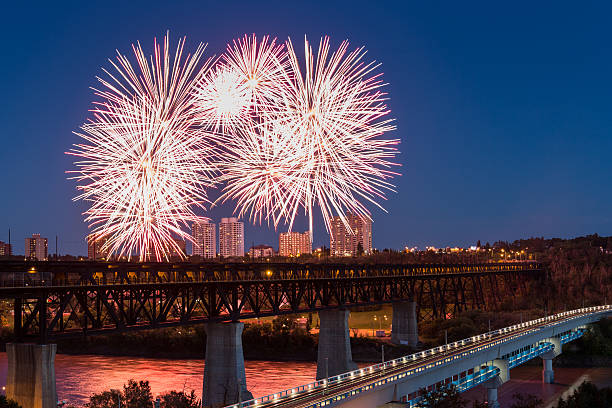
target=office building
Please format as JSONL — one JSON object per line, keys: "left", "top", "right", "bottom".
{"left": 219, "top": 217, "right": 244, "bottom": 257}
{"left": 279, "top": 231, "right": 312, "bottom": 257}
{"left": 248, "top": 244, "right": 275, "bottom": 258}
{"left": 87, "top": 234, "right": 109, "bottom": 260}
{"left": 25, "top": 234, "right": 48, "bottom": 260}
{"left": 330, "top": 214, "right": 373, "bottom": 257}
{"left": 192, "top": 220, "right": 216, "bottom": 258}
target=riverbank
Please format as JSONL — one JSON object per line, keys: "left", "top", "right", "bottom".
{"left": 48, "top": 329, "right": 413, "bottom": 363}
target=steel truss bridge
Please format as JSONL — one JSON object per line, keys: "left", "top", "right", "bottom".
{"left": 0, "top": 261, "right": 543, "bottom": 343}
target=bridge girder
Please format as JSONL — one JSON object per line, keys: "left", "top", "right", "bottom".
{"left": 0, "top": 264, "right": 542, "bottom": 342}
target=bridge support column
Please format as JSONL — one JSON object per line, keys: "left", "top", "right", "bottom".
{"left": 391, "top": 301, "right": 419, "bottom": 347}
{"left": 203, "top": 322, "right": 253, "bottom": 408}
{"left": 542, "top": 358, "right": 554, "bottom": 383}
{"left": 486, "top": 387, "right": 500, "bottom": 408}
{"left": 484, "top": 359, "right": 509, "bottom": 408}
{"left": 540, "top": 337, "right": 561, "bottom": 384}
{"left": 6, "top": 343, "right": 57, "bottom": 408}
{"left": 316, "top": 309, "right": 357, "bottom": 380}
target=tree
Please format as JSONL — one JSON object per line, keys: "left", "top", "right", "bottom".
{"left": 85, "top": 389, "right": 123, "bottom": 408}
{"left": 419, "top": 385, "right": 467, "bottom": 408}
{"left": 0, "top": 396, "right": 21, "bottom": 408}
{"left": 159, "top": 391, "right": 200, "bottom": 408}
{"left": 357, "top": 242, "right": 364, "bottom": 256}
{"left": 510, "top": 393, "right": 542, "bottom": 408}
{"left": 123, "top": 380, "right": 153, "bottom": 408}
{"left": 272, "top": 316, "right": 296, "bottom": 334}
{"left": 557, "top": 381, "right": 612, "bottom": 408}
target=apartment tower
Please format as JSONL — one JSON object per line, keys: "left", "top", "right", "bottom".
{"left": 330, "top": 214, "right": 372, "bottom": 257}
{"left": 25, "top": 234, "right": 48, "bottom": 260}
{"left": 219, "top": 217, "right": 244, "bottom": 257}
{"left": 192, "top": 220, "right": 216, "bottom": 258}
{"left": 279, "top": 231, "right": 312, "bottom": 257}
{"left": 87, "top": 234, "right": 109, "bottom": 260}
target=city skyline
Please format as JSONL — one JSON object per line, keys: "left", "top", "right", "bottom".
{"left": 3, "top": 2, "right": 612, "bottom": 256}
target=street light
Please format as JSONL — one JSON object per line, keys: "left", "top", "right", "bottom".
{"left": 323, "top": 357, "right": 329, "bottom": 396}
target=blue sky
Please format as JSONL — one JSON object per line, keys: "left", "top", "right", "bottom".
{"left": 1, "top": 1, "right": 611, "bottom": 255}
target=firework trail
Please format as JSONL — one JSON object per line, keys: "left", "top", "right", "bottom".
{"left": 221, "top": 36, "right": 399, "bottom": 237}
{"left": 67, "top": 35, "right": 217, "bottom": 261}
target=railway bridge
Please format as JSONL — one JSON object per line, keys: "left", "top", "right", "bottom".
{"left": 0, "top": 261, "right": 543, "bottom": 408}
{"left": 225, "top": 306, "right": 612, "bottom": 408}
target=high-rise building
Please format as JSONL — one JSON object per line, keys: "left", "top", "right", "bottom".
{"left": 25, "top": 234, "right": 48, "bottom": 260}
{"left": 219, "top": 217, "right": 244, "bottom": 257}
{"left": 248, "top": 244, "right": 275, "bottom": 258}
{"left": 170, "top": 238, "right": 187, "bottom": 258}
{"left": 192, "top": 220, "right": 216, "bottom": 258}
{"left": 330, "top": 214, "right": 373, "bottom": 257}
{"left": 87, "top": 234, "right": 109, "bottom": 260}
{"left": 279, "top": 231, "right": 312, "bottom": 257}
{"left": 0, "top": 241, "right": 11, "bottom": 256}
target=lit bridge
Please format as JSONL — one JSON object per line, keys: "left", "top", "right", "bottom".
{"left": 0, "top": 261, "right": 544, "bottom": 408}
{"left": 224, "top": 306, "right": 612, "bottom": 408}
{"left": 0, "top": 261, "right": 542, "bottom": 341}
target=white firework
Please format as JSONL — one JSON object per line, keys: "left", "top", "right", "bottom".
{"left": 193, "top": 34, "right": 288, "bottom": 132}
{"left": 221, "top": 36, "right": 400, "bottom": 238}
{"left": 67, "top": 35, "right": 218, "bottom": 261}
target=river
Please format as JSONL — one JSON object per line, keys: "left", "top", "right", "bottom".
{"left": 0, "top": 353, "right": 316, "bottom": 406}
{"left": 0, "top": 354, "right": 610, "bottom": 407}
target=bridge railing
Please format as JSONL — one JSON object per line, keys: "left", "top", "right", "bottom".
{"left": 227, "top": 305, "right": 611, "bottom": 408}
{"left": 0, "top": 261, "right": 542, "bottom": 287}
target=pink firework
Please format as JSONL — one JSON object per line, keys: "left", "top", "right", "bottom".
{"left": 221, "top": 36, "right": 400, "bottom": 237}
{"left": 67, "top": 35, "right": 218, "bottom": 261}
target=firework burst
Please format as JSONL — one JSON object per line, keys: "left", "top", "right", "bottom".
{"left": 193, "top": 34, "right": 287, "bottom": 132}
{"left": 219, "top": 121, "right": 305, "bottom": 228}
{"left": 221, "top": 36, "right": 400, "bottom": 236}
{"left": 67, "top": 35, "right": 217, "bottom": 261}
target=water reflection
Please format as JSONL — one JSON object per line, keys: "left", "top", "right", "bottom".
{"left": 0, "top": 353, "right": 316, "bottom": 406}
{"left": 1, "top": 353, "right": 610, "bottom": 407}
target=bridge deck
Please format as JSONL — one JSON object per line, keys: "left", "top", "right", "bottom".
{"left": 0, "top": 261, "right": 542, "bottom": 286}
{"left": 230, "top": 306, "right": 611, "bottom": 408}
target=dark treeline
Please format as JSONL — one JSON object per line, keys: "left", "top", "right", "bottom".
{"left": 556, "top": 381, "right": 612, "bottom": 408}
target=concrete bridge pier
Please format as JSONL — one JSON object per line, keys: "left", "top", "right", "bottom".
{"left": 542, "top": 358, "right": 554, "bottom": 383}
{"left": 203, "top": 322, "right": 253, "bottom": 408}
{"left": 540, "top": 337, "right": 561, "bottom": 384}
{"left": 487, "top": 387, "right": 500, "bottom": 408}
{"left": 316, "top": 309, "right": 358, "bottom": 380}
{"left": 6, "top": 343, "right": 57, "bottom": 408}
{"left": 390, "top": 301, "right": 419, "bottom": 347}
{"left": 485, "top": 359, "right": 509, "bottom": 408}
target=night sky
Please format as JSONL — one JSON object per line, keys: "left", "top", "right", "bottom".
{"left": 1, "top": 1, "right": 611, "bottom": 256}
